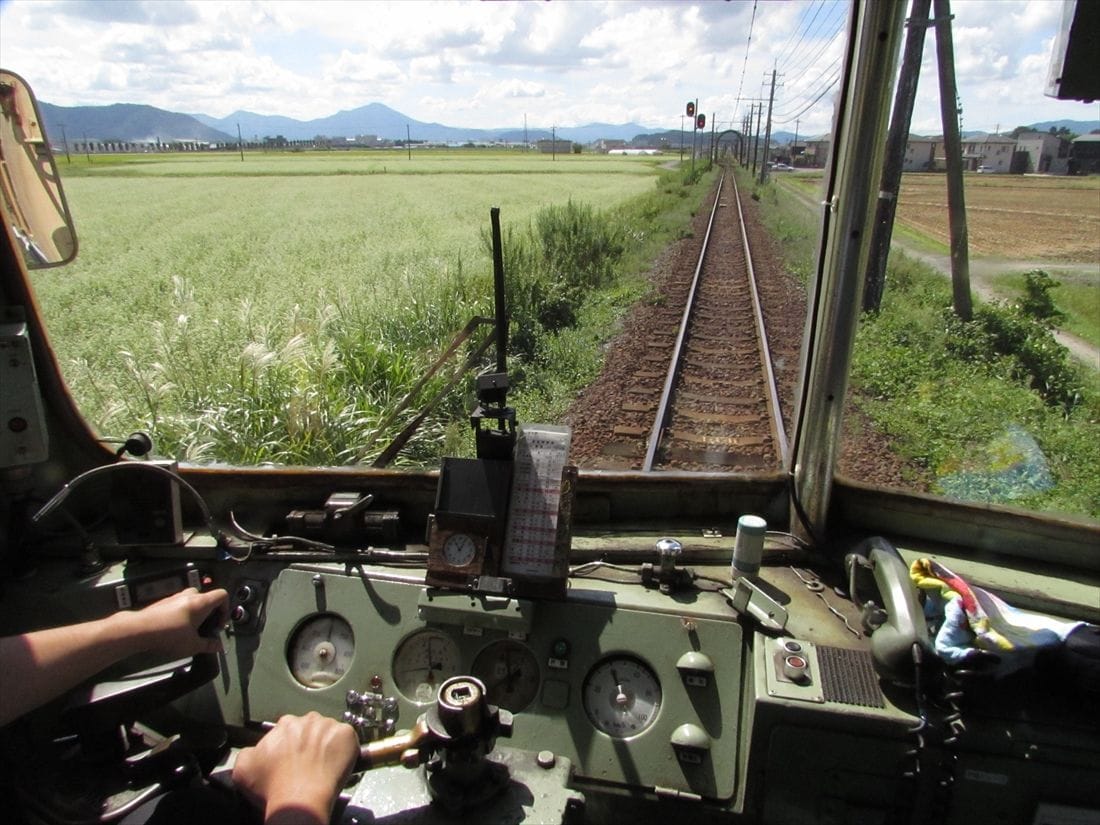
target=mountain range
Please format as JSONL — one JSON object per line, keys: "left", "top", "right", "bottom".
{"left": 35, "top": 99, "right": 1099, "bottom": 148}
{"left": 40, "top": 100, "right": 657, "bottom": 146}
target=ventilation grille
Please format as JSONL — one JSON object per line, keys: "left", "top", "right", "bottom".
{"left": 818, "top": 646, "right": 885, "bottom": 708}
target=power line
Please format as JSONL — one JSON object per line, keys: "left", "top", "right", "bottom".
{"left": 775, "top": 0, "right": 829, "bottom": 72}
{"left": 781, "top": 4, "right": 848, "bottom": 80}
{"left": 732, "top": 0, "right": 759, "bottom": 123}
{"left": 772, "top": 66, "right": 842, "bottom": 125}
{"left": 772, "top": 54, "right": 844, "bottom": 118}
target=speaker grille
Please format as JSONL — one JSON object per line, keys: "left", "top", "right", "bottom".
{"left": 818, "top": 646, "right": 885, "bottom": 708}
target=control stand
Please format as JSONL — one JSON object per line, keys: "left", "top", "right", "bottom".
{"left": 341, "top": 675, "right": 583, "bottom": 823}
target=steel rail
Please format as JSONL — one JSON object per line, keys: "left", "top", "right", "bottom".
{"left": 732, "top": 173, "right": 790, "bottom": 468}
{"left": 643, "top": 168, "right": 787, "bottom": 472}
{"left": 642, "top": 173, "right": 725, "bottom": 471}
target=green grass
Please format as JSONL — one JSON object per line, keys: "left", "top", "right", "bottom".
{"left": 56, "top": 148, "right": 668, "bottom": 178}
{"left": 747, "top": 167, "right": 1099, "bottom": 522}
{"left": 34, "top": 150, "right": 708, "bottom": 466}
{"left": 987, "top": 269, "right": 1100, "bottom": 349}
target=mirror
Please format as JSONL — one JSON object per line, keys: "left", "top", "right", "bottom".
{"left": 0, "top": 69, "right": 77, "bottom": 268}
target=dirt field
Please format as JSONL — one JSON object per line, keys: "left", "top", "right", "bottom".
{"left": 895, "top": 173, "right": 1099, "bottom": 263}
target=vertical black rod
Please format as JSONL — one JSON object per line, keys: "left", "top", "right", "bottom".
{"left": 490, "top": 207, "right": 507, "bottom": 374}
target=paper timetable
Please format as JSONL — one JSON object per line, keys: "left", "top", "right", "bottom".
{"left": 502, "top": 424, "right": 572, "bottom": 579}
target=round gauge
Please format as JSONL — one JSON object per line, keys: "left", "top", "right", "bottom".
{"left": 286, "top": 614, "right": 355, "bottom": 689}
{"left": 442, "top": 532, "right": 477, "bottom": 567}
{"left": 583, "top": 655, "right": 662, "bottom": 738}
{"left": 392, "top": 629, "right": 462, "bottom": 704}
{"left": 471, "top": 639, "right": 541, "bottom": 712}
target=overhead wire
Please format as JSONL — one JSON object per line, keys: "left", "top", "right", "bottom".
{"left": 771, "top": 55, "right": 844, "bottom": 119}
{"left": 732, "top": 0, "right": 759, "bottom": 124}
{"left": 772, "top": 65, "right": 843, "bottom": 125}
{"left": 774, "top": 0, "right": 829, "bottom": 73}
{"left": 781, "top": 5, "right": 848, "bottom": 80}
{"left": 738, "top": 0, "right": 849, "bottom": 137}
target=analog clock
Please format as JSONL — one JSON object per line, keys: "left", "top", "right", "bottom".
{"left": 442, "top": 532, "right": 477, "bottom": 567}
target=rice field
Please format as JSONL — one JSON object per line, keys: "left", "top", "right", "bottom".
{"left": 30, "top": 150, "right": 675, "bottom": 464}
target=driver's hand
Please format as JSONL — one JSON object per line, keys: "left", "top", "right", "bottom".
{"left": 233, "top": 712, "right": 359, "bottom": 825}
{"left": 137, "top": 587, "right": 228, "bottom": 658}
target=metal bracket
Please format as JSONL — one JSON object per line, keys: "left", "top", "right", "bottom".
{"left": 722, "top": 578, "right": 789, "bottom": 632}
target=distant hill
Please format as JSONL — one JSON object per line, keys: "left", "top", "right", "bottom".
{"left": 39, "top": 101, "right": 233, "bottom": 144}
{"left": 1026, "top": 119, "right": 1100, "bottom": 135}
{"left": 36, "top": 97, "right": 824, "bottom": 147}
{"left": 194, "top": 103, "right": 651, "bottom": 144}
{"left": 33, "top": 97, "right": 1100, "bottom": 150}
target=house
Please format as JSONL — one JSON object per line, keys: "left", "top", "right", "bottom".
{"left": 1069, "top": 133, "right": 1100, "bottom": 175}
{"left": 536, "top": 139, "right": 572, "bottom": 154}
{"left": 801, "top": 136, "right": 831, "bottom": 168}
{"left": 1013, "top": 132, "right": 1071, "bottom": 175}
{"left": 594, "top": 139, "right": 627, "bottom": 153}
{"left": 902, "top": 136, "right": 939, "bottom": 171}
{"left": 960, "top": 134, "right": 1017, "bottom": 173}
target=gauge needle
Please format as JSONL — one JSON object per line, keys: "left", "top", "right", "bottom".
{"left": 611, "top": 669, "right": 629, "bottom": 710}
{"left": 491, "top": 668, "right": 519, "bottom": 692}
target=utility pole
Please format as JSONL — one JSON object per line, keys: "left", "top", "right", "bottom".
{"left": 793, "top": 118, "right": 799, "bottom": 167}
{"left": 742, "top": 112, "right": 751, "bottom": 166}
{"left": 758, "top": 65, "right": 779, "bottom": 185}
{"left": 864, "top": 0, "right": 931, "bottom": 312}
{"left": 406, "top": 124, "right": 412, "bottom": 160}
{"left": 933, "top": 0, "right": 972, "bottom": 320}
{"left": 748, "top": 106, "right": 756, "bottom": 171}
{"left": 237, "top": 123, "right": 244, "bottom": 162}
{"left": 752, "top": 102, "right": 764, "bottom": 175}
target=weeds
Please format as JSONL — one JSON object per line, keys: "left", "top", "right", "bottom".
{"left": 44, "top": 153, "right": 714, "bottom": 467}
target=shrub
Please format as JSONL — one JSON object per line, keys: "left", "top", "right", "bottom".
{"left": 489, "top": 200, "right": 626, "bottom": 362}
{"left": 1019, "top": 269, "right": 1065, "bottom": 324}
{"left": 944, "top": 302, "right": 1083, "bottom": 412}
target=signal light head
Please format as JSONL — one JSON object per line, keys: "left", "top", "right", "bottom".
{"left": 686, "top": 101, "right": 695, "bottom": 117}
{"left": 696, "top": 114, "right": 706, "bottom": 129}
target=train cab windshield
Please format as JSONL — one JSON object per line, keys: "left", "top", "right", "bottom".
{"left": 0, "top": 2, "right": 1097, "bottom": 824}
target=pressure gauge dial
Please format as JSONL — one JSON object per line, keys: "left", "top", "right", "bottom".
{"left": 287, "top": 614, "right": 355, "bottom": 689}
{"left": 471, "top": 639, "right": 541, "bottom": 712}
{"left": 442, "top": 532, "right": 478, "bottom": 567}
{"left": 583, "top": 655, "right": 662, "bottom": 738}
{"left": 392, "top": 629, "right": 462, "bottom": 704}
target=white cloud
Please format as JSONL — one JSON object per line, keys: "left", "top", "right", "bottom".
{"left": 1, "top": 0, "right": 1094, "bottom": 133}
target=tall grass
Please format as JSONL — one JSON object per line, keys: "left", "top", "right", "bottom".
{"left": 37, "top": 153, "right": 712, "bottom": 466}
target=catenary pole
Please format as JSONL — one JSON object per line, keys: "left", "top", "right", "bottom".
{"left": 933, "top": 0, "right": 972, "bottom": 320}
{"left": 864, "top": 0, "right": 931, "bottom": 312}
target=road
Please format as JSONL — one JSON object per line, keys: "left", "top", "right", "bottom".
{"left": 776, "top": 176, "right": 1099, "bottom": 370}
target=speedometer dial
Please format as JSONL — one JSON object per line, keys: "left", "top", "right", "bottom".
{"left": 392, "top": 629, "right": 461, "bottom": 704}
{"left": 286, "top": 614, "right": 355, "bottom": 689}
{"left": 471, "top": 639, "right": 541, "bottom": 712}
{"left": 583, "top": 655, "right": 661, "bottom": 738}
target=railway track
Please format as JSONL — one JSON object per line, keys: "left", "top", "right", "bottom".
{"left": 593, "top": 169, "right": 789, "bottom": 473}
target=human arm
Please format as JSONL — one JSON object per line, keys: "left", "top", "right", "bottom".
{"left": 0, "top": 586, "right": 228, "bottom": 726}
{"left": 232, "top": 712, "right": 359, "bottom": 825}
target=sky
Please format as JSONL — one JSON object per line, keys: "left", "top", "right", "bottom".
{"left": 0, "top": 0, "right": 1096, "bottom": 138}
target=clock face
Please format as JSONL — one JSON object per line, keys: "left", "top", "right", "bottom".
{"left": 442, "top": 532, "right": 477, "bottom": 567}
